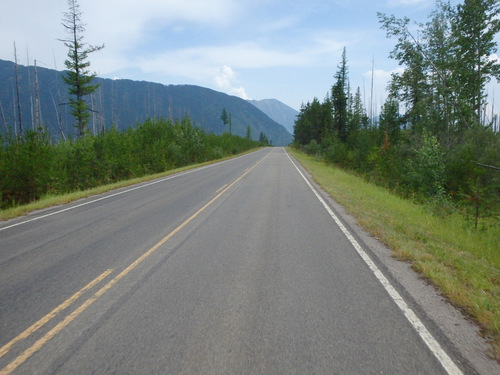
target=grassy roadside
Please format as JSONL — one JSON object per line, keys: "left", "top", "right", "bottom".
{"left": 0, "top": 149, "right": 261, "bottom": 221}
{"left": 289, "top": 148, "right": 500, "bottom": 359}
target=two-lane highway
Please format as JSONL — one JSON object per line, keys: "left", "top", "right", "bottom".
{"left": 1, "top": 148, "right": 466, "bottom": 374}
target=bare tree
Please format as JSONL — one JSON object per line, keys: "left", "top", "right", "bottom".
{"left": 13, "top": 42, "right": 23, "bottom": 136}
{"left": 34, "top": 60, "right": 42, "bottom": 130}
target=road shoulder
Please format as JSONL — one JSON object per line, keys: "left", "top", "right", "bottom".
{"left": 290, "top": 153, "right": 500, "bottom": 375}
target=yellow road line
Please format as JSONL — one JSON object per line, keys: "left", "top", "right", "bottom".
{"left": 0, "top": 269, "right": 113, "bottom": 360}
{"left": 216, "top": 184, "right": 228, "bottom": 193}
{"left": 0, "top": 151, "right": 271, "bottom": 375}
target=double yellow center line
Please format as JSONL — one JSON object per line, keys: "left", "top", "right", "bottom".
{"left": 0, "top": 151, "right": 271, "bottom": 374}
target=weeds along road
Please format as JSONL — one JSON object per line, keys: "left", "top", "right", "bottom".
{"left": 0, "top": 147, "right": 470, "bottom": 374}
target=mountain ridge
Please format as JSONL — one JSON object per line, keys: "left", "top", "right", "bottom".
{"left": 248, "top": 99, "right": 298, "bottom": 134}
{"left": 0, "top": 59, "right": 292, "bottom": 146}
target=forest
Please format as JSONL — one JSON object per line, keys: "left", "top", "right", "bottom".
{"left": 293, "top": 0, "right": 500, "bottom": 229}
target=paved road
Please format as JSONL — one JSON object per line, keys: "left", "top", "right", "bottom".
{"left": 0, "top": 148, "right": 466, "bottom": 374}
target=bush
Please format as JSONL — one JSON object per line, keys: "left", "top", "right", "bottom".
{"left": 323, "top": 137, "right": 349, "bottom": 167}
{"left": 304, "top": 139, "right": 320, "bottom": 156}
{"left": 403, "top": 131, "right": 446, "bottom": 197}
{"left": 0, "top": 130, "right": 55, "bottom": 207}
{"left": 0, "top": 117, "right": 260, "bottom": 209}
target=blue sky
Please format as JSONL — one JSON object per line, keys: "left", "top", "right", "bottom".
{"left": 2, "top": 0, "right": 499, "bottom": 117}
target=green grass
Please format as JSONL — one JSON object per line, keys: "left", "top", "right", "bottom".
{"left": 289, "top": 148, "right": 500, "bottom": 359}
{"left": 0, "top": 149, "right": 260, "bottom": 221}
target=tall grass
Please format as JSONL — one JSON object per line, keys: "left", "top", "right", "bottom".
{"left": 290, "top": 148, "right": 500, "bottom": 358}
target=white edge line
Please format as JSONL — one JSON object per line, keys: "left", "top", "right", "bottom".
{"left": 285, "top": 150, "right": 463, "bottom": 375}
{"left": 0, "top": 151, "right": 257, "bottom": 232}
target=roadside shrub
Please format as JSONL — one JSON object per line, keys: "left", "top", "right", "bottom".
{"left": 0, "top": 117, "right": 260, "bottom": 209}
{"left": 403, "top": 131, "right": 446, "bottom": 197}
{"left": 323, "top": 137, "right": 349, "bottom": 167}
{"left": 303, "top": 139, "right": 319, "bottom": 156}
{"left": 0, "top": 130, "right": 54, "bottom": 207}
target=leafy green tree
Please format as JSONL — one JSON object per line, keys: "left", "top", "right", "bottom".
{"left": 404, "top": 131, "right": 446, "bottom": 197}
{"left": 451, "top": 0, "right": 500, "bottom": 126}
{"left": 379, "top": 13, "right": 430, "bottom": 131}
{"left": 420, "top": 1, "right": 457, "bottom": 136}
{"left": 60, "top": 0, "right": 104, "bottom": 138}
{"left": 379, "top": 1, "right": 500, "bottom": 132}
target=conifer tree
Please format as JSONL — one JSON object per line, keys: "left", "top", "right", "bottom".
{"left": 220, "top": 108, "right": 229, "bottom": 132}
{"left": 331, "top": 48, "right": 349, "bottom": 142}
{"left": 60, "top": 0, "right": 104, "bottom": 138}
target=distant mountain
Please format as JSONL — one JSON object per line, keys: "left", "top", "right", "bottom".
{"left": 0, "top": 59, "right": 292, "bottom": 146}
{"left": 248, "top": 99, "right": 298, "bottom": 134}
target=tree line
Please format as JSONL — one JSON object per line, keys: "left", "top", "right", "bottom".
{"left": 0, "top": 117, "right": 265, "bottom": 208}
{"left": 293, "top": 0, "right": 500, "bottom": 228}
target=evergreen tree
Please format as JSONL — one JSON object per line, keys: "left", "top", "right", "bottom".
{"left": 331, "top": 48, "right": 349, "bottom": 142}
{"left": 246, "top": 125, "right": 252, "bottom": 140}
{"left": 60, "top": 0, "right": 104, "bottom": 138}
{"left": 259, "top": 132, "right": 269, "bottom": 145}
{"left": 379, "top": 97, "right": 402, "bottom": 143}
{"left": 220, "top": 108, "right": 229, "bottom": 132}
{"left": 347, "top": 87, "right": 369, "bottom": 145}
{"left": 293, "top": 98, "right": 332, "bottom": 146}
{"left": 293, "top": 101, "right": 313, "bottom": 145}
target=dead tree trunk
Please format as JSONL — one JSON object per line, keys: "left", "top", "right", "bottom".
{"left": 14, "top": 42, "right": 23, "bottom": 136}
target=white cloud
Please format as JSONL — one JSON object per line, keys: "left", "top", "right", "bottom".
{"left": 214, "top": 65, "right": 249, "bottom": 99}
{"left": 82, "top": 0, "right": 242, "bottom": 68}
{"left": 134, "top": 40, "right": 322, "bottom": 83}
{"left": 85, "top": 0, "right": 241, "bottom": 36}
{"left": 489, "top": 54, "right": 499, "bottom": 63}
{"left": 0, "top": 0, "right": 244, "bottom": 73}
{"left": 365, "top": 67, "right": 405, "bottom": 83}
{"left": 360, "top": 67, "right": 404, "bottom": 112}
{"left": 136, "top": 33, "right": 343, "bottom": 75}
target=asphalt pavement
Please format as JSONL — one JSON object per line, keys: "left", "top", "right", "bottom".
{"left": 0, "top": 148, "right": 481, "bottom": 374}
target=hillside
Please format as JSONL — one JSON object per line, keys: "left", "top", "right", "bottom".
{"left": 248, "top": 99, "right": 298, "bottom": 134}
{"left": 0, "top": 59, "right": 292, "bottom": 146}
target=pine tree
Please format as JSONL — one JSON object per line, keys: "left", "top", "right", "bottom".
{"left": 246, "top": 125, "right": 251, "bottom": 140}
{"left": 60, "top": 0, "right": 104, "bottom": 138}
{"left": 220, "top": 108, "right": 229, "bottom": 132}
{"left": 331, "top": 48, "right": 349, "bottom": 142}
{"left": 379, "top": 97, "right": 402, "bottom": 143}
